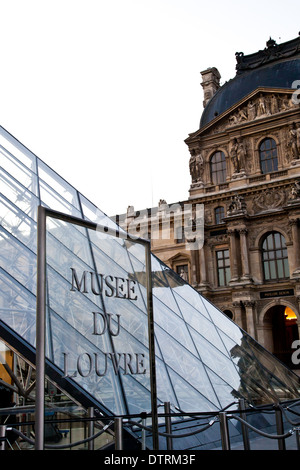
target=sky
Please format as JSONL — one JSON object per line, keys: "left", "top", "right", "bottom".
{"left": 0, "top": 0, "right": 299, "bottom": 217}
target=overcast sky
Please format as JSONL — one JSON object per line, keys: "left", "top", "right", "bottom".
{"left": 0, "top": 0, "right": 299, "bottom": 217}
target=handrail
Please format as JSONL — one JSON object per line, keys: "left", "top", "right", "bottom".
{"left": 1, "top": 398, "right": 300, "bottom": 450}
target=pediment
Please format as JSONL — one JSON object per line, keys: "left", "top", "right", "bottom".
{"left": 189, "top": 87, "right": 299, "bottom": 139}
{"left": 167, "top": 252, "right": 189, "bottom": 263}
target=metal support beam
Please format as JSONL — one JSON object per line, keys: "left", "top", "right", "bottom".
{"left": 145, "top": 241, "right": 159, "bottom": 450}
{"left": 275, "top": 406, "right": 286, "bottom": 450}
{"left": 0, "top": 426, "right": 6, "bottom": 451}
{"left": 164, "top": 402, "right": 173, "bottom": 450}
{"left": 115, "top": 418, "right": 123, "bottom": 450}
{"left": 35, "top": 205, "right": 46, "bottom": 450}
{"left": 88, "top": 407, "right": 94, "bottom": 450}
{"left": 238, "top": 399, "right": 250, "bottom": 450}
{"left": 219, "top": 412, "right": 230, "bottom": 450}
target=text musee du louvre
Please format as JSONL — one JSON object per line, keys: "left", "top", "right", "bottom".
{"left": 62, "top": 268, "right": 147, "bottom": 378}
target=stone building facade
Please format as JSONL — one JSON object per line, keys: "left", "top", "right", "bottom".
{"left": 116, "top": 35, "right": 300, "bottom": 370}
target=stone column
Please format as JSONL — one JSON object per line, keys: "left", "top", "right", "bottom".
{"left": 190, "top": 249, "right": 198, "bottom": 286}
{"left": 290, "top": 219, "right": 300, "bottom": 275}
{"left": 199, "top": 245, "right": 208, "bottom": 285}
{"left": 243, "top": 301, "right": 256, "bottom": 339}
{"left": 228, "top": 229, "right": 239, "bottom": 281}
{"left": 232, "top": 301, "right": 242, "bottom": 327}
{"left": 239, "top": 228, "right": 251, "bottom": 280}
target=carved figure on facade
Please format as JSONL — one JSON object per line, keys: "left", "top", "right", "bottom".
{"left": 270, "top": 94, "right": 279, "bottom": 114}
{"left": 247, "top": 100, "right": 256, "bottom": 121}
{"left": 230, "top": 137, "right": 246, "bottom": 175}
{"left": 226, "top": 93, "right": 296, "bottom": 131}
{"left": 204, "top": 209, "right": 212, "bottom": 224}
{"left": 227, "top": 194, "right": 247, "bottom": 215}
{"left": 257, "top": 94, "right": 267, "bottom": 117}
{"left": 281, "top": 94, "right": 291, "bottom": 111}
{"left": 189, "top": 149, "right": 204, "bottom": 183}
{"left": 158, "top": 199, "right": 167, "bottom": 207}
{"left": 288, "top": 181, "right": 300, "bottom": 201}
{"left": 288, "top": 122, "right": 300, "bottom": 160}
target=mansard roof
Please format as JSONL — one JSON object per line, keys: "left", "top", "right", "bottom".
{"left": 199, "top": 35, "right": 300, "bottom": 129}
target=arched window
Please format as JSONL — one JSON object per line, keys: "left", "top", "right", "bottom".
{"left": 262, "top": 232, "right": 289, "bottom": 281}
{"left": 259, "top": 138, "right": 278, "bottom": 174}
{"left": 215, "top": 206, "right": 225, "bottom": 224}
{"left": 210, "top": 151, "right": 226, "bottom": 184}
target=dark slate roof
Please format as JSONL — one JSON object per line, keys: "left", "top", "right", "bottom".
{"left": 200, "top": 47, "right": 300, "bottom": 129}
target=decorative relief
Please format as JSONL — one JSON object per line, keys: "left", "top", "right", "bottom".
{"left": 252, "top": 188, "right": 286, "bottom": 213}
{"left": 204, "top": 209, "right": 212, "bottom": 224}
{"left": 209, "top": 92, "right": 297, "bottom": 135}
{"left": 227, "top": 194, "right": 247, "bottom": 216}
{"left": 288, "top": 181, "right": 300, "bottom": 202}
{"left": 228, "top": 93, "right": 297, "bottom": 128}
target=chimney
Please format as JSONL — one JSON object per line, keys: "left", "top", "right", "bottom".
{"left": 200, "top": 67, "right": 221, "bottom": 108}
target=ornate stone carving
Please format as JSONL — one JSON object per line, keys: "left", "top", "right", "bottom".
{"left": 287, "top": 122, "right": 300, "bottom": 161}
{"left": 227, "top": 194, "right": 247, "bottom": 216}
{"left": 227, "top": 93, "right": 296, "bottom": 130}
{"left": 189, "top": 149, "right": 204, "bottom": 184}
{"left": 204, "top": 209, "right": 212, "bottom": 224}
{"left": 252, "top": 188, "right": 286, "bottom": 213}
{"left": 242, "top": 300, "right": 256, "bottom": 308}
{"left": 235, "top": 36, "right": 300, "bottom": 74}
{"left": 288, "top": 181, "right": 300, "bottom": 202}
{"left": 230, "top": 137, "right": 247, "bottom": 175}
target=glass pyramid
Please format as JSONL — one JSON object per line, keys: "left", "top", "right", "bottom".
{"left": 0, "top": 125, "right": 300, "bottom": 447}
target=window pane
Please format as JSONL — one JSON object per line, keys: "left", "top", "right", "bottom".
{"left": 215, "top": 206, "right": 224, "bottom": 224}
{"left": 211, "top": 151, "right": 226, "bottom": 184}
{"left": 262, "top": 232, "right": 289, "bottom": 281}
{"left": 259, "top": 138, "right": 278, "bottom": 174}
{"left": 216, "top": 249, "right": 230, "bottom": 286}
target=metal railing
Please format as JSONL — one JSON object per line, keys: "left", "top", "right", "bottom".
{"left": 1, "top": 399, "right": 300, "bottom": 450}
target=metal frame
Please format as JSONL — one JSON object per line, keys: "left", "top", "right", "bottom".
{"left": 36, "top": 205, "right": 158, "bottom": 450}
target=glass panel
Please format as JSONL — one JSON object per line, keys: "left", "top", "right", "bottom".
{"left": 167, "top": 368, "right": 218, "bottom": 412}
{"left": 155, "top": 326, "right": 219, "bottom": 407}
{"left": 0, "top": 197, "right": 37, "bottom": 251}
{"left": 153, "top": 297, "right": 198, "bottom": 355}
{"left": 0, "top": 127, "right": 37, "bottom": 173}
{"left": 39, "top": 179, "right": 82, "bottom": 216}
{"left": 38, "top": 160, "right": 79, "bottom": 209}
{"left": 0, "top": 151, "right": 38, "bottom": 196}
{"left": 0, "top": 268, "right": 36, "bottom": 346}
{"left": 45, "top": 216, "right": 152, "bottom": 415}
{"left": 0, "top": 229, "right": 36, "bottom": 294}
{"left": 190, "top": 328, "right": 241, "bottom": 391}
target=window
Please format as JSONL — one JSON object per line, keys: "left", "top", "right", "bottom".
{"left": 176, "top": 264, "right": 189, "bottom": 282}
{"left": 215, "top": 206, "right": 225, "bottom": 225}
{"left": 216, "top": 249, "right": 231, "bottom": 286}
{"left": 259, "top": 138, "right": 278, "bottom": 174}
{"left": 262, "top": 232, "right": 289, "bottom": 280}
{"left": 210, "top": 151, "right": 226, "bottom": 185}
{"left": 175, "top": 226, "right": 185, "bottom": 244}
